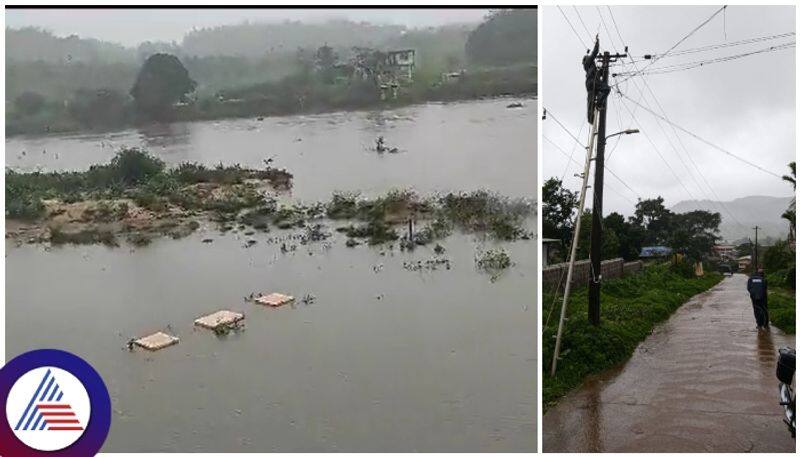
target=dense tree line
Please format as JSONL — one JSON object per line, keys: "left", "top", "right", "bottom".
{"left": 466, "top": 9, "right": 537, "bottom": 66}
{"left": 542, "top": 177, "right": 722, "bottom": 263}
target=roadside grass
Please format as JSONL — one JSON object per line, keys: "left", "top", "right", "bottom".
{"left": 541, "top": 264, "right": 723, "bottom": 411}
{"left": 766, "top": 268, "right": 795, "bottom": 334}
{"left": 769, "top": 288, "right": 795, "bottom": 334}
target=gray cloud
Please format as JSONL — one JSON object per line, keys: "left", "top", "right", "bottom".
{"left": 542, "top": 5, "right": 795, "bottom": 216}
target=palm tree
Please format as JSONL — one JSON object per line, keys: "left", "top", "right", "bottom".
{"left": 781, "top": 161, "right": 796, "bottom": 243}
{"left": 782, "top": 161, "right": 796, "bottom": 190}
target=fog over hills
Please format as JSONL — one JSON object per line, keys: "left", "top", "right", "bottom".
{"left": 671, "top": 195, "right": 793, "bottom": 243}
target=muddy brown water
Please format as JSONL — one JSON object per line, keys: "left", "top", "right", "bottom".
{"left": 543, "top": 274, "right": 796, "bottom": 453}
{"left": 5, "top": 99, "right": 537, "bottom": 452}
{"left": 6, "top": 98, "right": 537, "bottom": 202}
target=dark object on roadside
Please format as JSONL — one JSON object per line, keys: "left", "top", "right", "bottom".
{"left": 778, "top": 347, "right": 796, "bottom": 384}
{"left": 777, "top": 346, "right": 795, "bottom": 437}
{"left": 747, "top": 270, "right": 770, "bottom": 329}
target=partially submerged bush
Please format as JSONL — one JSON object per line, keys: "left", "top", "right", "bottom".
{"left": 476, "top": 248, "right": 512, "bottom": 270}
{"left": 326, "top": 191, "right": 360, "bottom": 219}
{"left": 6, "top": 192, "right": 45, "bottom": 220}
{"left": 108, "top": 148, "right": 165, "bottom": 185}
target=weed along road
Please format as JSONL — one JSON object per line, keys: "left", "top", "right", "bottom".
{"left": 543, "top": 274, "right": 795, "bottom": 452}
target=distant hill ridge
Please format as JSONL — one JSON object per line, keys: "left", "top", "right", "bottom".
{"left": 671, "top": 195, "right": 793, "bottom": 243}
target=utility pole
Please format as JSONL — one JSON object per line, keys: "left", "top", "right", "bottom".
{"left": 588, "top": 51, "right": 611, "bottom": 326}
{"left": 753, "top": 225, "right": 760, "bottom": 270}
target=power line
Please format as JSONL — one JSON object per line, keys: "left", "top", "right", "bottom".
{"left": 543, "top": 107, "right": 587, "bottom": 148}
{"left": 631, "top": 32, "right": 795, "bottom": 61}
{"left": 617, "top": 5, "right": 727, "bottom": 83}
{"left": 572, "top": 6, "right": 594, "bottom": 44}
{"left": 652, "top": 5, "right": 727, "bottom": 62}
{"left": 616, "top": 95, "right": 699, "bottom": 203}
{"left": 558, "top": 6, "right": 588, "bottom": 50}
{"left": 562, "top": 122, "right": 585, "bottom": 182}
{"left": 605, "top": 6, "right": 748, "bottom": 230}
{"left": 619, "top": 92, "right": 784, "bottom": 179}
{"left": 615, "top": 41, "right": 795, "bottom": 77}
{"left": 542, "top": 134, "right": 642, "bottom": 202}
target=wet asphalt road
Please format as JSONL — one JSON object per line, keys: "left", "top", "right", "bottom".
{"left": 543, "top": 274, "right": 796, "bottom": 452}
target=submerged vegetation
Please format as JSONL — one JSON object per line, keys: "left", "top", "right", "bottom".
{"left": 6, "top": 149, "right": 535, "bottom": 250}
{"left": 541, "top": 265, "right": 722, "bottom": 409}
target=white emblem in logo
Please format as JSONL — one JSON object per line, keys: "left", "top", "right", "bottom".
{"left": 5, "top": 366, "right": 91, "bottom": 451}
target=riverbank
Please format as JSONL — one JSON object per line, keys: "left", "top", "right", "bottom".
{"left": 7, "top": 65, "right": 536, "bottom": 138}
{"left": 541, "top": 264, "right": 723, "bottom": 410}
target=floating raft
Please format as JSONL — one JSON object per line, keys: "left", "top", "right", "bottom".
{"left": 194, "top": 310, "right": 245, "bottom": 330}
{"left": 255, "top": 293, "right": 294, "bottom": 307}
{"left": 134, "top": 332, "right": 179, "bottom": 351}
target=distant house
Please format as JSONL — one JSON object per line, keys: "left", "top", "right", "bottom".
{"left": 639, "top": 246, "right": 673, "bottom": 259}
{"left": 385, "top": 49, "right": 415, "bottom": 81}
{"left": 542, "top": 238, "right": 561, "bottom": 267}
{"left": 738, "top": 255, "right": 752, "bottom": 271}
{"left": 712, "top": 244, "right": 737, "bottom": 260}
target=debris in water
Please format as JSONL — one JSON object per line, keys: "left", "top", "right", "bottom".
{"left": 255, "top": 293, "right": 295, "bottom": 307}
{"left": 403, "top": 257, "right": 451, "bottom": 272}
{"left": 300, "top": 294, "right": 316, "bottom": 305}
{"left": 506, "top": 102, "right": 524, "bottom": 108}
{"left": 194, "top": 310, "right": 245, "bottom": 330}
{"left": 133, "top": 332, "right": 179, "bottom": 351}
{"left": 374, "top": 136, "right": 399, "bottom": 153}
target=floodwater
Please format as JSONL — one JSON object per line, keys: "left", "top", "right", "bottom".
{"left": 5, "top": 98, "right": 538, "bottom": 452}
{"left": 543, "top": 274, "right": 796, "bottom": 453}
{"left": 6, "top": 98, "right": 537, "bottom": 201}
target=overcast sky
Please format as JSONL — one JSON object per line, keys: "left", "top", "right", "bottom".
{"left": 542, "top": 5, "right": 796, "bottom": 216}
{"left": 5, "top": 8, "right": 490, "bottom": 46}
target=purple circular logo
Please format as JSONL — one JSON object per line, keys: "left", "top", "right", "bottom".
{"left": 0, "top": 350, "right": 111, "bottom": 456}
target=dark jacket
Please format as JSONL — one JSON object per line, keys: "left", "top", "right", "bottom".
{"left": 747, "top": 273, "right": 768, "bottom": 301}
{"left": 583, "top": 40, "right": 600, "bottom": 92}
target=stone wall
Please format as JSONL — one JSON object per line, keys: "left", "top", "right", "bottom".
{"left": 542, "top": 258, "right": 644, "bottom": 291}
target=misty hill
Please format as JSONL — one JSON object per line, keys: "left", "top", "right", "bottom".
{"left": 6, "top": 21, "right": 484, "bottom": 100}
{"left": 671, "top": 195, "right": 793, "bottom": 243}
{"left": 6, "top": 9, "right": 536, "bottom": 136}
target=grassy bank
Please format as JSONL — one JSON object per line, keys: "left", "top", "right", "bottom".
{"left": 6, "top": 149, "right": 534, "bottom": 248}
{"left": 541, "top": 264, "right": 723, "bottom": 410}
{"left": 7, "top": 65, "right": 536, "bottom": 137}
{"left": 766, "top": 268, "right": 795, "bottom": 334}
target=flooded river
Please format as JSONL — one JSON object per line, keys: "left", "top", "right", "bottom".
{"left": 6, "top": 98, "right": 537, "bottom": 201}
{"left": 6, "top": 98, "right": 537, "bottom": 452}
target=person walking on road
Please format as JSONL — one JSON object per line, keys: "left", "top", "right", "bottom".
{"left": 747, "top": 268, "right": 770, "bottom": 330}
